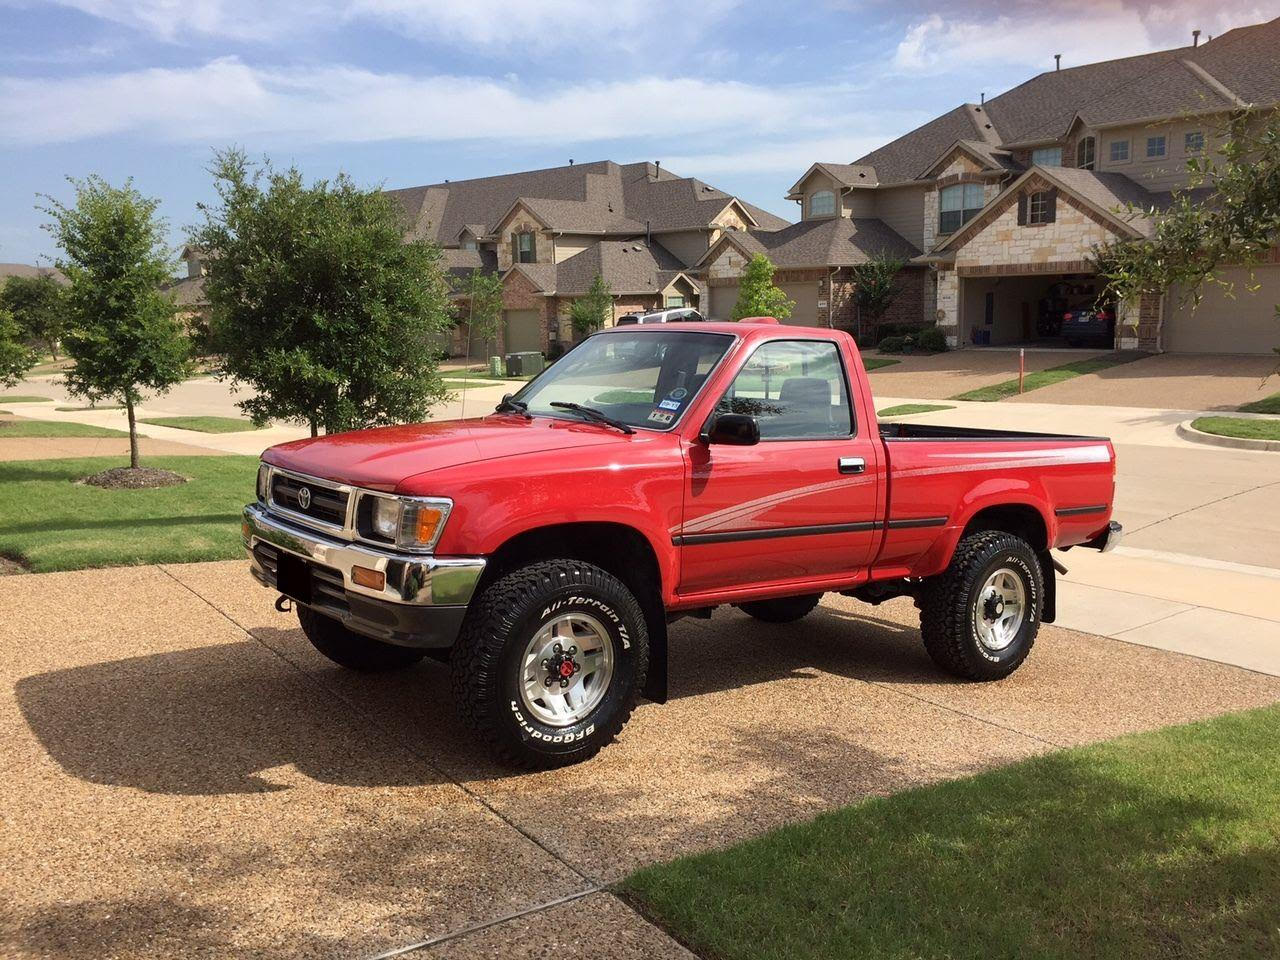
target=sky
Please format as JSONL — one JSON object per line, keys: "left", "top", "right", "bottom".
{"left": 0, "top": 0, "right": 1272, "bottom": 266}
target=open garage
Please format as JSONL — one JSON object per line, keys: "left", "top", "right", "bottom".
{"left": 959, "top": 270, "right": 1113, "bottom": 349}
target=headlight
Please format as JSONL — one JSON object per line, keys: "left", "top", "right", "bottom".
{"left": 256, "top": 463, "right": 270, "bottom": 501}
{"left": 359, "top": 493, "right": 452, "bottom": 552}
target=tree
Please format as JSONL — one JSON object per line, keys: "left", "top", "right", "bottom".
{"left": 1097, "top": 107, "right": 1280, "bottom": 354}
{"left": 191, "top": 149, "right": 453, "bottom": 436}
{"left": 457, "top": 269, "right": 504, "bottom": 360}
{"left": 0, "top": 274, "right": 67, "bottom": 360}
{"left": 732, "top": 253, "right": 794, "bottom": 321}
{"left": 42, "top": 176, "right": 191, "bottom": 469}
{"left": 0, "top": 302, "right": 38, "bottom": 387}
{"left": 848, "top": 253, "right": 905, "bottom": 341}
{"left": 570, "top": 273, "right": 612, "bottom": 337}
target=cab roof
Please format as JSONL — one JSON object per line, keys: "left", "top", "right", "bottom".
{"left": 594, "top": 320, "right": 846, "bottom": 341}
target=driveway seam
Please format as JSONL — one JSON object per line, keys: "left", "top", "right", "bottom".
{"left": 1124, "top": 477, "right": 1280, "bottom": 535}
{"left": 857, "top": 678, "right": 1066, "bottom": 749}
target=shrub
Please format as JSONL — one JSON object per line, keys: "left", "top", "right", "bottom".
{"left": 917, "top": 325, "right": 948, "bottom": 353}
{"left": 877, "top": 335, "right": 907, "bottom": 354}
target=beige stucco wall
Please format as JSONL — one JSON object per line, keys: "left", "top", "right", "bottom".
{"left": 874, "top": 184, "right": 927, "bottom": 251}
{"left": 1095, "top": 116, "right": 1225, "bottom": 192}
{"left": 655, "top": 229, "right": 711, "bottom": 267}
{"left": 553, "top": 234, "right": 594, "bottom": 263}
{"left": 842, "top": 188, "right": 875, "bottom": 217}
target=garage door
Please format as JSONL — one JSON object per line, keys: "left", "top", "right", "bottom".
{"left": 708, "top": 284, "right": 739, "bottom": 321}
{"left": 504, "top": 309, "right": 543, "bottom": 354}
{"left": 778, "top": 281, "right": 820, "bottom": 327}
{"left": 1164, "top": 266, "right": 1280, "bottom": 354}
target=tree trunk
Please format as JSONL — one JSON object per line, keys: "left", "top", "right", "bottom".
{"left": 47, "top": 340, "right": 59, "bottom": 362}
{"left": 124, "top": 394, "right": 140, "bottom": 469}
{"left": 309, "top": 416, "right": 318, "bottom": 438}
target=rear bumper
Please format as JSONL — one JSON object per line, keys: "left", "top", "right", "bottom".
{"left": 1082, "top": 520, "right": 1123, "bottom": 553}
{"left": 242, "top": 502, "right": 485, "bottom": 648}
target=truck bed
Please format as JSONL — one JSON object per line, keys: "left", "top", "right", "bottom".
{"left": 880, "top": 422, "right": 1107, "bottom": 442}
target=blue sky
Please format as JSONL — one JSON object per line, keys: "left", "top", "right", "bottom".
{"left": 0, "top": 0, "right": 1270, "bottom": 266}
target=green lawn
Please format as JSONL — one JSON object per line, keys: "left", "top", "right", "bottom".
{"left": 0, "top": 419, "right": 128, "bottom": 438}
{"left": 1192, "top": 416, "right": 1280, "bottom": 441}
{"left": 624, "top": 704, "right": 1280, "bottom": 960}
{"left": 0, "top": 394, "right": 52, "bottom": 403}
{"left": 950, "top": 353, "right": 1143, "bottom": 402}
{"left": 1239, "top": 392, "right": 1280, "bottom": 415}
{"left": 138, "top": 415, "right": 258, "bottom": 433}
{"left": 0, "top": 455, "right": 257, "bottom": 572}
{"left": 877, "top": 403, "right": 955, "bottom": 418}
{"left": 862, "top": 357, "right": 901, "bottom": 371}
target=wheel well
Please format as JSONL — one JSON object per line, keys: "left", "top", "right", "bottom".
{"left": 480, "top": 523, "right": 669, "bottom": 702}
{"left": 963, "top": 504, "right": 1048, "bottom": 551}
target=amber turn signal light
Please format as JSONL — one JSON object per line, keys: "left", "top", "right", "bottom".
{"left": 410, "top": 506, "right": 445, "bottom": 546}
{"left": 351, "top": 565, "right": 386, "bottom": 591}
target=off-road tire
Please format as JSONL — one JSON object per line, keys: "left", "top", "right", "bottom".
{"left": 297, "top": 606, "right": 427, "bottom": 671}
{"left": 736, "top": 593, "right": 822, "bottom": 623}
{"left": 451, "top": 559, "right": 649, "bottom": 769}
{"left": 918, "top": 530, "right": 1043, "bottom": 681}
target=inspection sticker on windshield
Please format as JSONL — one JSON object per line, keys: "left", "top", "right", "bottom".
{"left": 658, "top": 398, "right": 681, "bottom": 411}
{"left": 647, "top": 410, "right": 675, "bottom": 425}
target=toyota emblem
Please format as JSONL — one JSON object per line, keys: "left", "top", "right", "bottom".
{"left": 297, "top": 486, "right": 312, "bottom": 509}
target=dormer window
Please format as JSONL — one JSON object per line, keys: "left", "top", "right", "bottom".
{"left": 1031, "top": 146, "right": 1062, "bottom": 167}
{"left": 462, "top": 238, "right": 478, "bottom": 251}
{"left": 939, "top": 183, "right": 984, "bottom": 234}
{"left": 513, "top": 231, "right": 536, "bottom": 263}
{"left": 1076, "top": 136, "right": 1096, "bottom": 170}
{"left": 809, "top": 190, "right": 836, "bottom": 217}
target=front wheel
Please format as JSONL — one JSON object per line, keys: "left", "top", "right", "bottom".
{"left": 918, "top": 531, "right": 1043, "bottom": 680}
{"left": 451, "top": 559, "right": 649, "bottom": 769}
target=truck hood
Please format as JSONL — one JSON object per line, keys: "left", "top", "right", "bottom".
{"left": 262, "top": 414, "right": 629, "bottom": 490}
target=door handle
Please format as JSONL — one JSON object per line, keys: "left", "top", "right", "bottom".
{"left": 838, "top": 457, "right": 865, "bottom": 475}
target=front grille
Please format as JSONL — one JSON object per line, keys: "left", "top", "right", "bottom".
{"left": 253, "top": 542, "right": 349, "bottom": 615}
{"left": 270, "top": 472, "right": 349, "bottom": 527}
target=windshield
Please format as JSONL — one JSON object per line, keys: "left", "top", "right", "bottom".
{"left": 512, "top": 331, "right": 734, "bottom": 430}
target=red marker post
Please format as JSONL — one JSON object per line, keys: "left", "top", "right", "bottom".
{"left": 1019, "top": 348, "right": 1025, "bottom": 394}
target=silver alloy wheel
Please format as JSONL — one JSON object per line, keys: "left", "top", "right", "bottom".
{"left": 973, "top": 567, "right": 1026, "bottom": 652}
{"left": 519, "top": 613, "right": 615, "bottom": 728}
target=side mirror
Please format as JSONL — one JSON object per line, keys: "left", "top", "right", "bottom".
{"left": 704, "top": 413, "right": 760, "bottom": 446}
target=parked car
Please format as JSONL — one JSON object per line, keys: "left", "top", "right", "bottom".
{"left": 1061, "top": 304, "right": 1116, "bottom": 347}
{"left": 243, "top": 320, "right": 1121, "bottom": 768}
{"left": 615, "top": 307, "right": 705, "bottom": 325}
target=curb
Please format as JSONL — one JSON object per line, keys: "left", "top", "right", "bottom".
{"left": 1177, "top": 420, "right": 1280, "bottom": 452}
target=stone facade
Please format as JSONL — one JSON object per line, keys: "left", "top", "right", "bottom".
{"left": 936, "top": 268, "right": 959, "bottom": 347}
{"left": 1116, "top": 292, "right": 1164, "bottom": 351}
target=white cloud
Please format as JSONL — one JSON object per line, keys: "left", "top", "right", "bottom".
{"left": 0, "top": 58, "right": 834, "bottom": 147}
{"left": 663, "top": 133, "right": 901, "bottom": 177}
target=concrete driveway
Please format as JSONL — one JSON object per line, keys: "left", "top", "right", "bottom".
{"left": 4, "top": 561, "right": 1278, "bottom": 959}
{"left": 865, "top": 348, "right": 1098, "bottom": 399}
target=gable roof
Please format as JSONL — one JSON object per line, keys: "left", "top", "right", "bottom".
{"left": 386, "top": 160, "right": 789, "bottom": 248}
{"left": 0, "top": 262, "right": 65, "bottom": 283}
{"left": 917, "top": 139, "right": 1021, "bottom": 179}
{"left": 786, "top": 162, "right": 879, "bottom": 196}
{"left": 503, "top": 240, "right": 693, "bottom": 297}
{"left": 703, "top": 217, "right": 920, "bottom": 270}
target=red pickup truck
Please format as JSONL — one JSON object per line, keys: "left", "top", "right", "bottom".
{"left": 243, "top": 320, "right": 1120, "bottom": 768}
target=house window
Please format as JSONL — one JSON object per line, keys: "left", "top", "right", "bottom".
{"left": 515, "top": 231, "right": 536, "bottom": 263}
{"left": 665, "top": 295, "right": 685, "bottom": 307}
{"left": 1076, "top": 136, "right": 1096, "bottom": 170}
{"left": 462, "top": 239, "right": 477, "bottom": 251}
{"left": 1109, "top": 139, "right": 1130, "bottom": 163}
{"left": 1146, "top": 135, "right": 1167, "bottom": 158}
{"left": 938, "top": 182, "right": 984, "bottom": 234}
{"left": 1185, "top": 130, "right": 1204, "bottom": 153}
{"left": 1027, "top": 191, "right": 1052, "bottom": 225}
{"left": 1031, "top": 146, "right": 1062, "bottom": 166}
{"left": 809, "top": 190, "right": 836, "bottom": 217}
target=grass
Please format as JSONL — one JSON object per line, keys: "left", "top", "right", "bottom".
{"left": 0, "top": 394, "right": 52, "bottom": 403}
{"left": 623, "top": 704, "right": 1280, "bottom": 960}
{"left": 877, "top": 403, "right": 955, "bottom": 418}
{"left": 1239, "top": 392, "right": 1280, "bottom": 415}
{"left": 862, "top": 357, "right": 901, "bottom": 371}
{"left": 950, "top": 352, "right": 1143, "bottom": 402}
{"left": 0, "top": 419, "right": 128, "bottom": 438}
{"left": 138, "top": 415, "right": 258, "bottom": 433}
{"left": 0, "top": 455, "right": 258, "bottom": 572}
{"left": 1192, "top": 416, "right": 1280, "bottom": 441}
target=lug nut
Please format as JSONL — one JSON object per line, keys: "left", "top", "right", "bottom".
{"left": 560, "top": 678, "right": 569, "bottom": 688}
{"left": 553, "top": 643, "right": 562, "bottom": 654}
{"left": 568, "top": 645, "right": 577, "bottom": 655}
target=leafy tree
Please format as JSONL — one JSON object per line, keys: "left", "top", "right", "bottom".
{"left": 42, "top": 176, "right": 191, "bottom": 468}
{"left": 570, "top": 273, "right": 612, "bottom": 337}
{"left": 0, "top": 274, "right": 67, "bottom": 360}
{"left": 1097, "top": 107, "right": 1280, "bottom": 354}
{"left": 0, "top": 302, "right": 38, "bottom": 387}
{"left": 457, "top": 269, "right": 504, "bottom": 359}
{"left": 191, "top": 149, "right": 453, "bottom": 436}
{"left": 848, "top": 253, "right": 905, "bottom": 340}
{"left": 732, "top": 253, "right": 794, "bottom": 321}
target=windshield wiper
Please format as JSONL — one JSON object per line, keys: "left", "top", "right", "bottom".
{"left": 549, "top": 401, "right": 635, "bottom": 434}
{"left": 495, "top": 394, "right": 531, "bottom": 418}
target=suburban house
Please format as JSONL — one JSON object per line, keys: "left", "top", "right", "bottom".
{"left": 384, "top": 160, "right": 788, "bottom": 354}
{"left": 710, "top": 15, "right": 1280, "bottom": 353}
{"left": 0, "top": 263, "right": 64, "bottom": 284}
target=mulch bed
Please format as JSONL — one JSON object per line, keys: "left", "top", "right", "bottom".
{"left": 80, "top": 467, "right": 189, "bottom": 489}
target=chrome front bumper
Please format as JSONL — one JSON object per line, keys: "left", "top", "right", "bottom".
{"left": 242, "top": 502, "right": 486, "bottom": 646}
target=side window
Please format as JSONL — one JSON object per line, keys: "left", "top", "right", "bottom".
{"left": 809, "top": 190, "right": 836, "bottom": 217}
{"left": 717, "top": 340, "right": 853, "bottom": 440}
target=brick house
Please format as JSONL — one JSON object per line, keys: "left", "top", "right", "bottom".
{"left": 721, "top": 16, "right": 1280, "bottom": 353}
{"left": 384, "top": 160, "right": 788, "bottom": 355}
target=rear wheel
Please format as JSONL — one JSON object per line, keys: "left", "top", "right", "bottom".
{"left": 297, "top": 606, "right": 427, "bottom": 672}
{"left": 918, "top": 531, "right": 1043, "bottom": 680}
{"left": 736, "top": 593, "right": 822, "bottom": 623}
{"left": 451, "top": 559, "right": 648, "bottom": 769}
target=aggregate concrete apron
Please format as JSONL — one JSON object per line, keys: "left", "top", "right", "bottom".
{"left": 3, "top": 562, "right": 1279, "bottom": 959}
